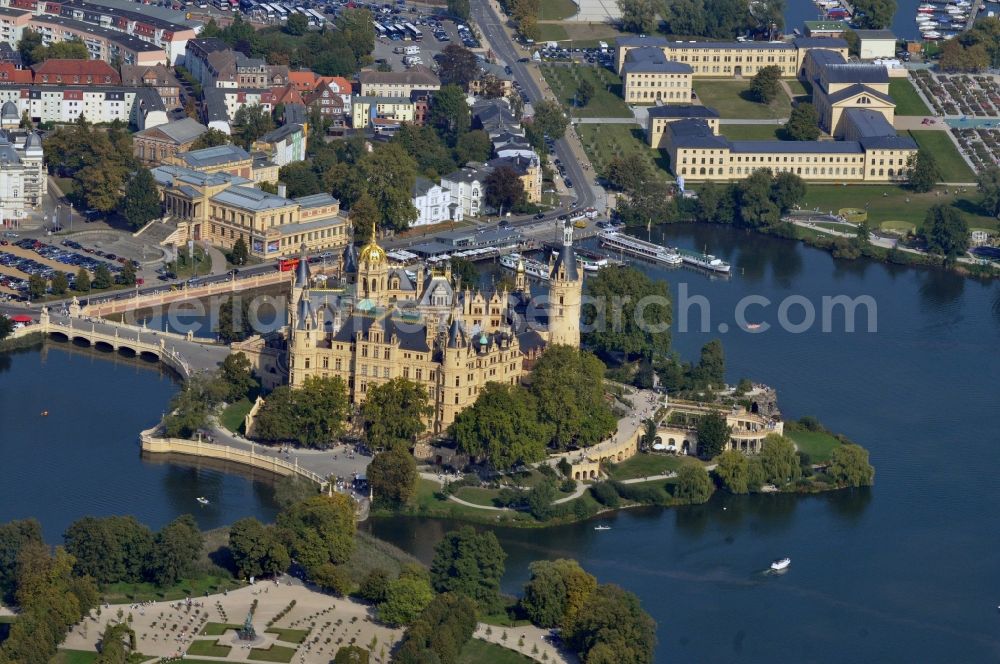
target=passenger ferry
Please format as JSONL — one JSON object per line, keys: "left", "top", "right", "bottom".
{"left": 598, "top": 230, "right": 683, "bottom": 266}
{"left": 676, "top": 247, "right": 732, "bottom": 274}
{"left": 499, "top": 253, "right": 550, "bottom": 280}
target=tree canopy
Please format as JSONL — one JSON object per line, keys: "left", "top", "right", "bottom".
{"left": 582, "top": 265, "right": 672, "bottom": 360}
{"left": 484, "top": 165, "right": 526, "bottom": 212}
{"left": 907, "top": 148, "right": 939, "bottom": 193}
{"left": 252, "top": 376, "right": 350, "bottom": 448}
{"left": 565, "top": 583, "right": 657, "bottom": 664}
{"left": 276, "top": 494, "right": 356, "bottom": 574}
{"left": 853, "top": 0, "right": 896, "bottom": 29}
{"left": 367, "top": 448, "right": 418, "bottom": 506}
{"left": 228, "top": 517, "right": 290, "bottom": 579}
{"left": 976, "top": 165, "right": 1000, "bottom": 217}
{"left": 121, "top": 167, "right": 161, "bottom": 230}
{"left": 360, "top": 378, "right": 431, "bottom": 451}
{"left": 430, "top": 526, "right": 506, "bottom": 612}
{"left": 696, "top": 411, "right": 730, "bottom": 460}
{"left": 437, "top": 45, "right": 479, "bottom": 88}
{"left": 530, "top": 345, "right": 617, "bottom": 450}
{"left": 827, "top": 443, "right": 875, "bottom": 487}
{"left": 451, "top": 382, "right": 552, "bottom": 470}
{"left": 783, "top": 103, "right": 821, "bottom": 141}
{"left": 749, "top": 66, "right": 782, "bottom": 104}
{"left": 617, "top": 0, "right": 657, "bottom": 33}
{"left": 920, "top": 204, "right": 969, "bottom": 260}
{"left": 520, "top": 558, "right": 597, "bottom": 629}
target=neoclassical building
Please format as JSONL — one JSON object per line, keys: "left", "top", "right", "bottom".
{"left": 286, "top": 222, "right": 584, "bottom": 434}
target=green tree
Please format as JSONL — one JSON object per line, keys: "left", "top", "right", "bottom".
{"left": 279, "top": 161, "right": 322, "bottom": 198}
{"left": 367, "top": 448, "right": 418, "bottom": 506}
{"left": 576, "top": 78, "right": 595, "bottom": 107}
{"left": 92, "top": 264, "right": 113, "bottom": 290}
{"left": 616, "top": 0, "right": 657, "bottom": 33}
{"left": 758, "top": 434, "right": 801, "bottom": 486}
{"left": 715, "top": 449, "right": 750, "bottom": 493}
{"left": 347, "top": 192, "right": 380, "bottom": 240}
{"left": 360, "top": 378, "right": 430, "bottom": 451}
{"left": 737, "top": 169, "right": 781, "bottom": 228}
{"left": 451, "top": 383, "right": 551, "bottom": 470}
{"left": 582, "top": 265, "right": 672, "bottom": 360}
{"left": 565, "top": 584, "right": 656, "bottom": 664}
{"left": 74, "top": 267, "right": 91, "bottom": 293}
{"left": 448, "top": 0, "right": 471, "bottom": 19}
{"left": 843, "top": 28, "right": 860, "bottom": 56}
{"left": 357, "top": 143, "right": 419, "bottom": 232}
{"left": 484, "top": 164, "right": 526, "bottom": 212}
{"left": 378, "top": 575, "right": 434, "bottom": 626}
{"left": 0, "top": 314, "right": 13, "bottom": 342}
{"left": 219, "top": 351, "right": 255, "bottom": 402}
{"left": 216, "top": 294, "right": 252, "bottom": 343}
{"left": 63, "top": 516, "right": 153, "bottom": 585}
{"left": 531, "top": 100, "right": 568, "bottom": 140}
{"left": 190, "top": 128, "right": 230, "bottom": 150}
{"left": 0, "top": 519, "right": 43, "bottom": 603}
{"left": 673, "top": 464, "right": 713, "bottom": 503}
{"left": 230, "top": 236, "right": 249, "bottom": 266}
{"left": 392, "top": 592, "right": 478, "bottom": 664}
{"left": 333, "top": 645, "right": 370, "bottom": 664}
{"left": 853, "top": 0, "right": 896, "bottom": 29}
{"left": 430, "top": 527, "right": 506, "bottom": 612}
{"left": 827, "top": 443, "right": 875, "bottom": 487}
{"left": 428, "top": 84, "right": 471, "bottom": 146}
{"left": 438, "top": 45, "right": 479, "bottom": 88}
{"left": 394, "top": 124, "right": 456, "bottom": 179}
{"left": 783, "top": 103, "right": 821, "bottom": 141}
{"left": 147, "top": 515, "right": 203, "bottom": 586}
{"left": 95, "top": 623, "right": 135, "bottom": 664}
{"left": 285, "top": 12, "right": 309, "bottom": 35}
{"left": 162, "top": 373, "right": 225, "bottom": 438}
{"left": 520, "top": 558, "right": 597, "bottom": 629}
{"left": 358, "top": 569, "right": 391, "bottom": 603}
{"left": 228, "top": 518, "right": 290, "bottom": 579}
{"left": 253, "top": 376, "right": 350, "bottom": 448}
{"left": 28, "top": 273, "right": 46, "bottom": 299}
{"left": 770, "top": 171, "right": 807, "bottom": 213}
{"left": 604, "top": 153, "right": 652, "bottom": 193}
{"left": 530, "top": 346, "right": 617, "bottom": 450}
{"left": 920, "top": 203, "right": 969, "bottom": 260}
{"left": 276, "top": 493, "right": 356, "bottom": 573}
{"left": 454, "top": 129, "right": 492, "bottom": 165}
{"left": 748, "top": 65, "right": 782, "bottom": 104}
{"left": 50, "top": 272, "right": 69, "bottom": 296}
{"left": 16, "top": 28, "right": 43, "bottom": 66}
{"left": 335, "top": 8, "right": 376, "bottom": 65}
{"left": 232, "top": 104, "right": 275, "bottom": 149}
{"left": 693, "top": 339, "right": 725, "bottom": 388}
{"left": 907, "top": 148, "right": 939, "bottom": 193}
{"left": 121, "top": 167, "right": 161, "bottom": 230}
{"left": 449, "top": 256, "right": 478, "bottom": 289}
{"left": 695, "top": 411, "right": 730, "bottom": 460}
{"left": 976, "top": 165, "right": 1000, "bottom": 217}
{"left": 119, "top": 261, "right": 137, "bottom": 287}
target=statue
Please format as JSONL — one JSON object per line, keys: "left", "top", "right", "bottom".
{"left": 238, "top": 608, "right": 257, "bottom": 641}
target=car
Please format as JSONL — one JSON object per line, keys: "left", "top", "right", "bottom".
{"left": 534, "top": 212, "right": 545, "bottom": 219}
{"left": 565, "top": 179, "right": 573, "bottom": 188}
{"left": 498, "top": 220, "right": 511, "bottom": 229}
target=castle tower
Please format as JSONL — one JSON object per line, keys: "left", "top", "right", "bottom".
{"left": 288, "top": 243, "right": 310, "bottom": 328}
{"left": 357, "top": 225, "right": 388, "bottom": 305}
{"left": 547, "top": 221, "right": 583, "bottom": 347}
{"left": 514, "top": 255, "right": 527, "bottom": 294}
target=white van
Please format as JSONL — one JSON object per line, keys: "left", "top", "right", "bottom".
{"left": 404, "top": 45, "right": 419, "bottom": 55}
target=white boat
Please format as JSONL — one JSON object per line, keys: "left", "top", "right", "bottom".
{"left": 676, "top": 247, "right": 732, "bottom": 274}
{"left": 917, "top": 2, "right": 936, "bottom": 9}
{"left": 942, "top": 31, "right": 959, "bottom": 38}
{"left": 599, "top": 230, "right": 683, "bottom": 265}
{"left": 923, "top": 30, "right": 942, "bottom": 38}
{"left": 594, "top": 525, "right": 611, "bottom": 531}
{"left": 196, "top": 497, "right": 210, "bottom": 505}
{"left": 499, "top": 253, "right": 550, "bottom": 280}
{"left": 770, "top": 558, "right": 791, "bottom": 571}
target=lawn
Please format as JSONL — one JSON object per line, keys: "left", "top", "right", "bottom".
{"left": 199, "top": 622, "right": 243, "bottom": 636}
{"left": 545, "top": 22, "right": 629, "bottom": 48}
{"left": 719, "top": 124, "right": 783, "bottom": 140}
{"left": 540, "top": 64, "right": 632, "bottom": 118}
{"left": 265, "top": 628, "right": 311, "bottom": 644}
{"left": 401, "top": 479, "right": 537, "bottom": 525}
{"left": 220, "top": 397, "right": 253, "bottom": 434}
{"left": 786, "top": 79, "right": 811, "bottom": 102}
{"left": 101, "top": 574, "right": 241, "bottom": 603}
{"left": 799, "top": 184, "right": 998, "bottom": 232}
{"left": 52, "top": 652, "right": 154, "bottom": 664}
{"left": 692, "top": 80, "right": 791, "bottom": 119}
{"left": 186, "top": 640, "right": 232, "bottom": 658}
{"left": 577, "top": 123, "right": 670, "bottom": 180}
{"left": 605, "top": 453, "right": 702, "bottom": 480}
{"left": 538, "top": 0, "right": 578, "bottom": 20}
{"left": 459, "top": 639, "right": 534, "bottom": 664}
{"left": 907, "top": 130, "right": 976, "bottom": 183}
{"left": 786, "top": 429, "right": 841, "bottom": 463}
{"left": 170, "top": 246, "right": 213, "bottom": 279}
{"left": 454, "top": 486, "right": 504, "bottom": 507}
{"left": 879, "top": 220, "right": 917, "bottom": 234}
{"left": 889, "top": 79, "right": 930, "bottom": 116}
{"left": 535, "top": 23, "right": 568, "bottom": 42}
{"left": 247, "top": 644, "right": 298, "bottom": 662}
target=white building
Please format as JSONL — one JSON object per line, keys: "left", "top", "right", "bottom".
{"left": 253, "top": 123, "right": 307, "bottom": 167}
{"left": 854, "top": 30, "right": 897, "bottom": 60}
{"left": 0, "top": 85, "right": 166, "bottom": 128}
{"left": 441, "top": 165, "right": 487, "bottom": 218}
{"left": 0, "top": 122, "right": 46, "bottom": 226}
{"left": 412, "top": 176, "right": 459, "bottom": 226}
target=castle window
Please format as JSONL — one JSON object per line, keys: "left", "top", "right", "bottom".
{"left": 322, "top": 357, "right": 328, "bottom": 369}
{"left": 335, "top": 359, "right": 342, "bottom": 370}
{"left": 304, "top": 358, "right": 310, "bottom": 369}
{"left": 403, "top": 367, "right": 409, "bottom": 378}
{"left": 384, "top": 367, "right": 390, "bottom": 378}
{"left": 384, "top": 348, "right": 390, "bottom": 359}
{"left": 416, "top": 369, "right": 422, "bottom": 380}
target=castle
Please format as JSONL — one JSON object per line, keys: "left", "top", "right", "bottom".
{"left": 286, "top": 222, "right": 585, "bottom": 434}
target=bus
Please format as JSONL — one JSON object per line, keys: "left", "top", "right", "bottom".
{"left": 307, "top": 8, "right": 324, "bottom": 25}
{"left": 273, "top": 3, "right": 288, "bottom": 19}
{"left": 278, "top": 257, "right": 300, "bottom": 272}
{"left": 373, "top": 21, "right": 386, "bottom": 37}
{"left": 259, "top": 3, "right": 276, "bottom": 18}
{"left": 404, "top": 22, "right": 422, "bottom": 41}
{"left": 393, "top": 23, "right": 409, "bottom": 40}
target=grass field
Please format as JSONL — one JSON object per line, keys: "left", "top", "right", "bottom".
{"left": 220, "top": 397, "right": 253, "bottom": 434}
{"left": 247, "top": 644, "right": 298, "bottom": 662}
{"left": 907, "top": 130, "right": 976, "bottom": 183}
{"left": 536, "top": 22, "right": 629, "bottom": 48}
{"left": 265, "top": 628, "right": 311, "bottom": 644}
{"left": 799, "top": 184, "right": 998, "bottom": 231}
{"left": 577, "top": 123, "right": 670, "bottom": 179}
{"left": 889, "top": 79, "right": 930, "bottom": 116}
{"left": 606, "top": 453, "right": 703, "bottom": 480}
{"left": 459, "top": 639, "right": 534, "bottom": 664}
{"left": 186, "top": 640, "right": 232, "bottom": 658}
{"left": 786, "top": 429, "right": 841, "bottom": 463}
{"left": 692, "top": 80, "right": 791, "bottom": 119}
{"left": 540, "top": 64, "right": 631, "bottom": 118}
{"left": 454, "top": 486, "right": 503, "bottom": 507}
{"left": 718, "top": 124, "right": 783, "bottom": 140}
{"left": 786, "top": 79, "right": 811, "bottom": 102}
{"left": 199, "top": 622, "right": 242, "bottom": 636}
{"left": 402, "top": 479, "right": 537, "bottom": 525}
{"left": 879, "top": 220, "right": 917, "bottom": 234}
{"left": 537, "top": 0, "right": 578, "bottom": 20}
{"left": 535, "top": 23, "right": 568, "bottom": 41}
{"left": 101, "top": 574, "right": 241, "bottom": 603}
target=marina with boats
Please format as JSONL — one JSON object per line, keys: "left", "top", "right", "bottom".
{"left": 808, "top": 0, "right": 984, "bottom": 40}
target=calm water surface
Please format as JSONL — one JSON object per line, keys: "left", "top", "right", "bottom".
{"left": 369, "top": 225, "right": 1000, "bottom": 663}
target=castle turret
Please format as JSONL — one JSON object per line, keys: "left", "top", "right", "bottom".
{"left": 547, "top": 221, "right": 583, "bottom": 347}
{"left": 357, "top": 224, "right": 389, "bottom": 304}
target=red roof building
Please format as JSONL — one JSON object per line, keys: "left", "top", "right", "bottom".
{"left": 0, "top": 63, "right": 33, "bottom": 84}
{"left": 32, "top": 59, "right": 121, "bottom": 85}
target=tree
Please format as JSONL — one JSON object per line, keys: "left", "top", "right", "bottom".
{"left": 348, "top": 192, "right": 380, "bottom": 241}
{"left": 0, "top": 314, "right": 13, "bottom": 342}
{"left": 253, "top": 376, "right": 350, "bottom": 448}
{"left": 147, "top": 515, "right": 203, "bottom": 586}
{"left": 693, "top": 339, "right": 725, "bottom": 388}
{"left": 715, "top": 449, "right": 750, "bottom": 493}
{"left": 673, "top": 464, "right": 713, "bottom": 503}
{"left": 478, "top": 73, "right": 507, "bottom": 99}
{"left": 360, "top": 378, "right": 430, "bottom": 451}
{"left": 827, "top": 443, "right": 875, "bottom": 487}
{"left": 531, "top": 100, "right": 568, "bottom": 140}
{"left": 430, "top": 526, "right": 506, "bottom": 612}
{"left": 757, "top": 434, "right": 801, "bottom": 486}
{"left": 276, "top": 493, "right": 356, "bottom": 573}
{"left": 121, "top": 167, "right": 161, "bottom": 230}
{"left": 428, "top": 84, "right": 471, "bottom": 146}
{"left": 783, "top": 103, "right": 821, "bottom": 141}
{"left": 358, "top": 569, "right": 391, "bottom": 603}
{"left": 63, "top": 516, "right": 153, "bottom": 585}
{"left": 582, "top": 265, "right": 672, "bottom": 360}
{"left": 278, "top": 161, "right": 322, "bottom": 198}
{"left": 737, "top": 170, "right": 781, "bottom": 228}
{"left": 438, "top": 45, "right": 479, "bottom": 88}
{"left": 565, "top": 584, "right": 656, "bottom": 664}
{"left": 392, "top": 593, "right": 477, "bottom": 664}
{"left": 231, "top": 236, "right": 249, "bottom": 266}
{"left": 219, "top": 351, "right": 255, "bottom": 402}
{"left": 449, "top": 256, "right": 478, "bottom": 288}
{"left": 50, "top": 272, "right": 69, "bottom": 296}
{"left": 190, "top": 128, "right": 230, "bottom": 150}
{"left": 454, "top": 129, "right": 492, "bottom": 165}
{"left": 617, "top": 0, "right": 657, "bottom": 34}
{"left": 228, "top": 517, "right": 290, "bottom": 578}
{"left": 28, "top": 273, "right": 46, "bottom": 299}
{"left": 378, "top": 575, "right": 434, "bottom": 626}
{"left": 920, "top": 204, "right": 969, "bottom": 260}
{"left": 17, "top": 28, "right": 43, "bottom": 66}
{"left": 448, "top": 0, "right": 471, "bottom": 19}
{"left": 695, "top": 411, "right": 730, "bottom": 460}
{"left": 273, "top": 476, "right": 317, "bottom": 509}
{"left": 520, "top": 559, "right": 597, "bottom": 629}
{"left": 285, "top": 12, "right": 309, "bottom": 34}
{"left": 333, "top": 645, "right": 370, "bottom": 664}
{"left": 843, "top": 28, "right": 860, "bottom": 57}
{"left": 530, "top": 346, "right": 616, "bottom": 450}
{"left": 978, "top": 165, "right": 1000, "bottom": 218}
{"left": 451, "top": 383, "right": 551, "bottom": 470}
{"left": 74, "top": 267, "right": 90, "bottom": 293}
{"left": 394, "top": 124, "right": 456, "bottom": 179}
{"left": 335, "top": 8, "right": 376, "bottom": 64}
{"left": 232, "top": 104, "right": 275, "bottom": 149}
{"left": 119, "top": 261, "right": 137, "bottom": 287}
{"left": 770, "top": 171, "right": 807, "bottom": 213}
{"left": 162, "top": 373, "right": 226, "bottom": 438}
{"left": 357, "top": 143, "right": 419, "bottom": 232}
{"left": 216, "top": 294, "right": 252, "bottom": 343}
{"left": 907, "top": 148, "right": 939, "bottom": 193}
{"left": 749, "top": 65, "right": 782, "bottom": 104}
{"left": 853, "top": 0, "right": 896, "bottom": 29}
{"left": 576, "top": 78, "right": 595, "bottom": 107}
{"left": 368, "top": 448, "right": 418, "bottom": 506}
{"left": 604, "top": 154, "right": 652, "bottom": 193}
{"left": 484, "top": 165, "right": 526, "bottom": 212}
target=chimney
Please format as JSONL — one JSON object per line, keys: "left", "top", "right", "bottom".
{"left": 277, "top": 182, "right": 287, "bottom": 198}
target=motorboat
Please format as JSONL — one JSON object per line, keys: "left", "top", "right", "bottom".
{"left": 196, "top": 497, "right": 210, "bottom": 505}
{"left": 770, "top": 558, "right": 791, "bottom": 571}
{"left": 917, "top": 4, "right": 936, "bottom": 11}
{"left": 594, "top": 525, "right": 612, "bottom": 531}
{"left": 923, "top": 30, "right": 942, "bottom": 38}
{"left": 746, "top": 323, "right": 763, "bottom": 331}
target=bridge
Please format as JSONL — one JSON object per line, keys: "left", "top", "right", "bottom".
{"left": 10, "top": 308, "right": 230, "bottom": 377}
{"left": 81, "top": 270, "right": 291, "bottom": 317}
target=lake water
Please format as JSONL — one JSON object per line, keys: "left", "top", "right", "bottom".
{"left": 785, "top": 0, "right": 928, "bottom": 41}
{"left": 368, "top": 224, "right": 1000, "bottom": 663}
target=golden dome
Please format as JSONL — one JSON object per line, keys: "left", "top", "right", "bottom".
{"left": 358, "top": 225, "right": 385, "bottom": 265}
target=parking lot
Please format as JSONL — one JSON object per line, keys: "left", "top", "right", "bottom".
{"left": 371, "top": 10, "right": 482, "bottom": 73}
